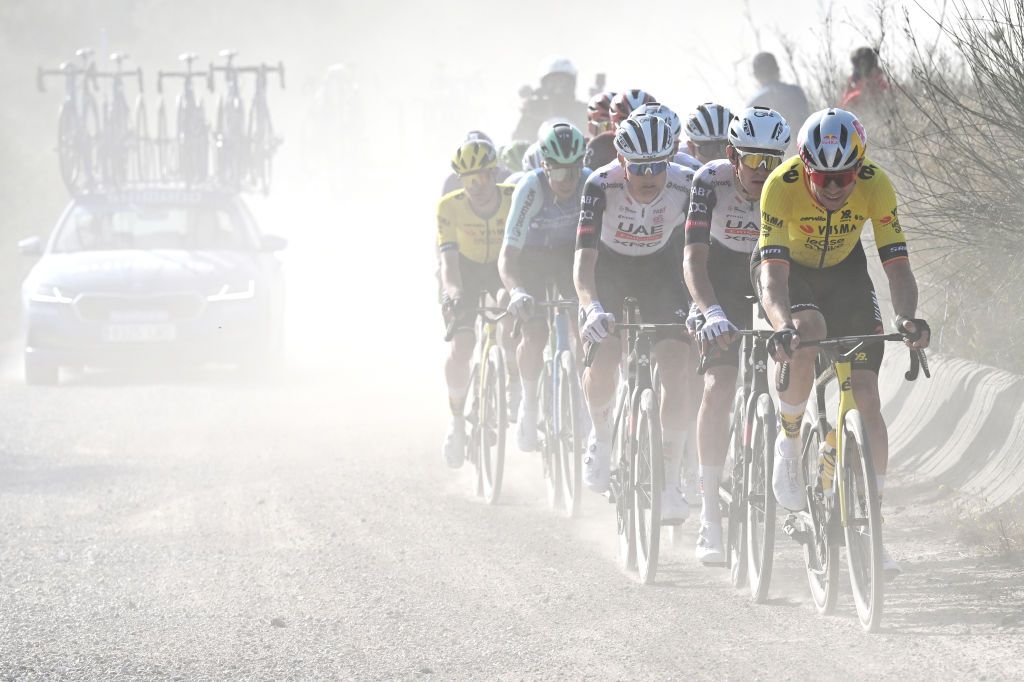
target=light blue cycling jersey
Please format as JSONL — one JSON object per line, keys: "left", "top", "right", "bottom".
{"left": 503, "top": 168, "right": 589, "bottom": 250}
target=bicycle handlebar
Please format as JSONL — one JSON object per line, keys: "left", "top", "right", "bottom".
{"left": 775, "top": 332, "right": 930, "bottom": 392}
{"left": 582, "top": 322, "right": 688, "bottom": 368}
{"left": 695, "top": 329, "right": 776, "bottom": 376}
{"left": 443, "top": 306, "right": 509, "bottom": 342}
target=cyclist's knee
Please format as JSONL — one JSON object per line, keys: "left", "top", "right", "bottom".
{"left": 521, "top": 318, "right": 548, "bottom": 345}
{"left": 702, "top": 367, "right": 737, "bottom": 407}
{"left": 450, "top": 331, "right": 474, "bottom": 362}
{"left": 852, "top": 371, "right": 882, "bottom": 414}
{"left": 793, "top": 308, "right": 826, "bottom": 342}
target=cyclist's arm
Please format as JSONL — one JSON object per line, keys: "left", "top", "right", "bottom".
{"left": 682, "top": 172, "right": 720, "bottom": 311}
{"left": 439, "top": 250, "right": 463, "bottom": 298}
{"left": 574, "top": 177, "right": 605, "bottom": 308}
{"left": 883, "top": 258, "right": 919, "bottom": 322}
{"left": 499, "top": 173, "right": 541, "bottom": 291}
{"left": 868, "top": 167, "right": 918, "bottom": 322}
{"left": 437, "top": 199, "right": 463, "bottom": 297}
{"left": 756, "top": 194, "right": 795, "bottom": 330}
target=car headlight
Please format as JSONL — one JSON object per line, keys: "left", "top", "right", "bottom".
{"left": 29, "top": 285, "right": 74, "bottom": 304}
{"left": 207, "top": 279, "right": 255, "bottom": 302}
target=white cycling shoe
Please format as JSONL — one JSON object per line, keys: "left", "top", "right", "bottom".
{"left": 583, "top": 431, "right": 612, "bottom": 493}
{"left": 772, "top": 432, "right": 806, "bottom": 511}
{"left": 695, "top": 521, "right": 724, "bottom": 564}
{"left": 661, "top": 484, "right": 689, "bottom": 525}
{"left": 517, "top": 406, "right": 539, "bottom": 452}
{"left": 443, "top": 418, "right": 467, "bottom": 469}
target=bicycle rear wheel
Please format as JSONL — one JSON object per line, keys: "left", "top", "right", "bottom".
{"left": 842, "top": 409, "right": 884, "bottom": 632}
{"left": 633, "top": 388, "right": 662, "bottom": 584}
{"left": 57, "top": 104, "right": 81, "bottom": 193}
{"left": 725, "top": 387, "right": 748, "bottom": 588}
{"left": 157, "top": 101, "right": 174, "bottom": 179}
{"left": 746, "top": 391, "right": 777, "bottom": 602}
{"left": 539, "top": 357, "right": 561, "bottom": 509}
{"left": 801, "top": 423, "right": 840, "bottom": 614}
{"left": 248, "top": 99, "right": 274, "bottom": 194}
{"left": 479, "top": 344, "right": 507, "bottom": 505}
{"left": 556, "top": 350, "right": 581, "bottom": 518}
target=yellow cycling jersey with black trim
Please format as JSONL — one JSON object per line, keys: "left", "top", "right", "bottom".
{"left": 757, "top": 156, "right": 908, "bottom": 269}
{"left": 437, "top": 185, "right": 516, "bottom": 264}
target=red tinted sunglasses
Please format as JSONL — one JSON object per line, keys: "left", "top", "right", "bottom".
{"left": 807, "top": 165, "right": 860, "bottom": 188}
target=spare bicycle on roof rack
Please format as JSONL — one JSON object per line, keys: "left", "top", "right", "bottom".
{"left": 37, "top": 49, "right": 285, "bottom": 196}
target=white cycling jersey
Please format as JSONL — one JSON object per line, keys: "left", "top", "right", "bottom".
{"left": 672, "top": 150, "right": 702, "bottom": 171}
{"left": 684, "top": 158, "right": 759, "bottom": 255}
{"left": 576, "top": 161, "right": 694, "bottom": 257}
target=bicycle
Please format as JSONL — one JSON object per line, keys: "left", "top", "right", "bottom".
{"left": 245, "top": 61, "right": 285, "bottom": 195}
{"left": 207, "top": 50, "right": 248, "bottom": 189}
{"left": 444, "top": 293, "right": 509, "bottom": 504}
{"left": 700, "top": 329, "right": 779, "bottom": 601}
{"left": 585, "top": 297, "right": 686, "bottom": 584}
{"left": 780, "top": 333, "right": 929, "bottom": 632}
{"left": 37, "top": 49, "right": 100, "bottom": 194}
{"left": 533, "top": 288, "right": 583, "bottom": 518}
{"left": 93, "top": 52, "right": 145, "bottom": 185}
{"left": 157, "top": 53, "right": 209, "bottom": 185}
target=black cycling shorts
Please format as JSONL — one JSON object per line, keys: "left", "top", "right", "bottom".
{"left": 595, "top": 247, "right": 691, "bottom": 344}
{"left": 447, "top": 256, "right": 503, "bottom": 334}
{"left": 753, "top": 254, "right": 884, "bottom": 372}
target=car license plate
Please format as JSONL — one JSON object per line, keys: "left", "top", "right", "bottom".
{"left": 104, "top": 323, "right": 177, "bottom": 342}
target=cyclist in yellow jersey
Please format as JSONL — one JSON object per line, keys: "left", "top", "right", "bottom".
{"left": 752, "top": 108, "right": 930, "bottom": 576}
{"left": 438, "top": 139, "right": 518, "bottom": 468}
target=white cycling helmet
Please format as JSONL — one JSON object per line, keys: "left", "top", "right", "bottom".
{"left": 613, "top": 114, "right": 675, "bottom": 161}
{"left": 798, "top": 107, "right": 867, "bottom": 171}
{"left": 629, "top": 102, "right": 681, "bottom": 139}
{"left": 685, "top": 103, "right": 732, "bottom": 142}
{"left": 728, "top": 106, "right": 790, "bottom": 152}
{"left": 522, "top": 140, "right": 544, "bottom": 171}
{"left": 539, "top": 56, "right": 577, "bottom": 80}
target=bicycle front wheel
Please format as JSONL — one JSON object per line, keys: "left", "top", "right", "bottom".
{"left": 842, "top": 409, "right": 884, "bottom": 632}
{"left": 633, "top": 388, "right": 662, "bottom": 584}
{"left": 612, "top": 391, "right": 636, "bottom": 571}
{"left": 746, "top": 391, "right": 777, "bottom": 603}
{"left": 801, "top": 423, "right": 840, "bottom": 614}
{"left": 726, "top": 387, "right": 748, "bottom": 588}
{"left": 479, "top": 344, "right": 507, "bottom": 505}
{"left": 539, "top": 357, "right": 561, "bottom": 509}
{"left": 556, "top": 350, "right": 581, "bottom": 518}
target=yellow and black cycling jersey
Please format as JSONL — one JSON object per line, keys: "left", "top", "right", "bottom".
{"left": 437, "top": 184, "right": 516, "bottom": 264}
{"left": 754, "top": 156, "right": 908, "bottom": 270}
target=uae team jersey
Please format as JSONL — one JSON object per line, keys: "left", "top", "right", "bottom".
{"left": 575, "top": 161, "right": 694, "bottom": 257}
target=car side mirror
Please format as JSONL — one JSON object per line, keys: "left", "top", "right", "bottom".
{"left": 260, "top": 234, "right": 288, "bottom": 252}
{"left": 18, "top": 236, "right": 42, "bottom": 257}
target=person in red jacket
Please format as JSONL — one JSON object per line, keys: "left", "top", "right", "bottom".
{"left": 839, "top": 47, "right": 890, "bottom": 112}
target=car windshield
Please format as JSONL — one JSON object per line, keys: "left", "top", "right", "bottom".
{"left": 54, "top": 203, "right": 254, "bottom": 252}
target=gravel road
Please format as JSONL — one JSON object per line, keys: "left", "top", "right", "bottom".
{"left": 1, "top": 187, "right": 1022, "bottom": 680}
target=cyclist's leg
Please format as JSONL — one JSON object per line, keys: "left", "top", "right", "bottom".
{"left": 819, "top": 262, "right": 888, "bottom": 482}
{"left": 755, "top": 262, "right": 825, "bottom": 509}
{"left": 696, "top": 289, "right": 752, "bottom": 521}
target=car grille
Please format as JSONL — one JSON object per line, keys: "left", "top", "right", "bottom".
{"left": 74, "top": 293, "right": 206, "bottom": 322}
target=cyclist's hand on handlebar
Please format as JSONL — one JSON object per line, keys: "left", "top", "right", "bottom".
{"left": 441, "top": 291, "right": 464, "bottom": 325}
{"left": 507, "top": 287, "right": 535, "bottom": 321}
{"left": 685, "top": 302, "right": 704, "bottom": 341}
{"left": 698, "top": 304, "right": 737, "bottom": 353}
{"left": 896, "top": 315, "right": 931, "bottom": 350}
{"left": 579, "top": 301, "right": 615, "bottom": 344}
{"left": 768, "top": 325, "right": 800, "bottom": 361}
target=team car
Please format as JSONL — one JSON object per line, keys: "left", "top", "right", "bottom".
{"left": 19, "top": 187, "right": 286, "bottom": 384}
